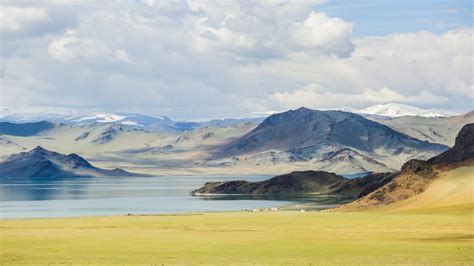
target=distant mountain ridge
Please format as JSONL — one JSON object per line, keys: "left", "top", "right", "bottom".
{"left": 368, "top": 111, "right": 474, "bottom": 146}
{"left": 0, "top": 146, "right": 143, "bottom": 179}
{"left": 0, "top": 108, "right": 263, "bottom": 133}
{"left": 0, "top": 121, "right": 55, "bottom": 136}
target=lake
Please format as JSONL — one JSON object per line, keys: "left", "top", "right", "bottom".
{"left": 0, "top": 173, "right": 368, "bottom": 219}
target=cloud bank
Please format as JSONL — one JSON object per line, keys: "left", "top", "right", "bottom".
{"left": 0, "top": 1, "right": 472, "bottom": 119}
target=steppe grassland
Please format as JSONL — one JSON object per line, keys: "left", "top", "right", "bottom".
{"left": 1, "top": 207, "right": 472, "bottom": 265}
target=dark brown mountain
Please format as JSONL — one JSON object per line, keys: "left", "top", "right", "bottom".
{"left": 192, "top": 170, "right": 395, "bottom": 201}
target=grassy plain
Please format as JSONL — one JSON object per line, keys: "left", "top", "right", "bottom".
{"left": 1, "top": 207, "right": 473, "bottom": 265}
{"left": 1, "top": 166, "right": 473, "bottom": 265}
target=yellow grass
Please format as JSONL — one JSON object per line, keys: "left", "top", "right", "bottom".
{"left": 379, "top": 166, "right": 474, "bottom": 212}
{"left": 1, "top": 209, "right": 473, "bottom": 265}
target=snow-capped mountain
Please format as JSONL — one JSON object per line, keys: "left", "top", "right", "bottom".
{"left": 354, "top": 103, "right": 454, "bottom": 118}
{"left": 68, "top": 112, "right": 172, "bottom": 127}
{"left": 0, "top": 107, "right": 261, "bottom": 132}
{"left": 0, "top": 107, "right": 177, "bottom": 131}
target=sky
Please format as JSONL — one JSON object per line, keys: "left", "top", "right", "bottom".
{"left": 0, "top": 0, "right": 472, "bottom": 119}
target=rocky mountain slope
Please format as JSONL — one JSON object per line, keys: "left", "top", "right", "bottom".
{"left": 338, "top": 123, "right": 474, "bottom": 210}
{"left": 0, "top": 146, "right": 143, "bottom": 179}
{"left": 210, "top": 108, "right": 447, "bottom": 172}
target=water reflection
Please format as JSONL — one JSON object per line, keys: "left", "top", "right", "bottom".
{"left": 0, "top": 175, "right": 295, "bottom": 219}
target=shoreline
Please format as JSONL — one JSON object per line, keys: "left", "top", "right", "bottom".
{"left": 0, "top": 197, "right": 346, "bottom": 221}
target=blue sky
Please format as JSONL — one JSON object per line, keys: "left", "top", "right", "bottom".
{"left": 319, "top": 0, "right": 472, "bottom": 36}
{"left": 0, "top": 0, "right": 473, "bottom": 119}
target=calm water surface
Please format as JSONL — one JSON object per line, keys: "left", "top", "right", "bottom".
{"left": 0, "top": 175, "right": 288, "bottom": 219}
{"left": 0, "top": 173, "right": 367, "bottom": 219}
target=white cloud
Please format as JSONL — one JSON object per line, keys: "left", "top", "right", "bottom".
{"left": 0, "top": 6, "right": 50, "bottom": 32}
{"left": 291, "top": 12, "right": 354, "bottom": 57}
{"left": 48, "top": 29, "right": 131, "bottom": 63}
{"left": 242, "top": 28, "right": 473, "bottom": 112}
{"left": 185, "top": 1, "right": 351, "bottom": 58}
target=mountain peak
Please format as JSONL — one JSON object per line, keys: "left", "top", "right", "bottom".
{"left": 212, "top": 108, "right": 446, "bottom": 168}
{"left": 294, "top": 107, "right": 313, "bottom": 112}
{"left": 29, "top": 146, "right": 50, "bottom": 155}
{"left": 32, "top": 146, "right": 46, "bottom": 151}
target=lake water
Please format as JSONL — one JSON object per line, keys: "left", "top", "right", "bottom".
{"left": 0, "top": 173, "right": 368, "bottom": 219}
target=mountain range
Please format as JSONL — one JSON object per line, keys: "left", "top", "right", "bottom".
{"left": 0, "top": 107, "right": 264, "bottom": 133}
{"left": 0, "top": 105, "right": 472, "bottom": 175}
{"left": 0, "top": 103, "right": 455, "bottom": 130}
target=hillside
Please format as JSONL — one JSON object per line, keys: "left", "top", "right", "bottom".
{"left": 377, "top": 165, "right": 473, "bottom": 212}
{"left": 338, "top": 123, "right": 474, "bottom": 211}
{"left": 0, "top": 146, "right": 143, "bottom": 179}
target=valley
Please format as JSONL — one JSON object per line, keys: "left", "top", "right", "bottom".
{"left": 2, "top": 125, "right": 471, "bottom": 264}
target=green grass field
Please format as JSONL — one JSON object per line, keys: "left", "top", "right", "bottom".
{"left": 1, "top": 207, "right": 473, "bottom": 265}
